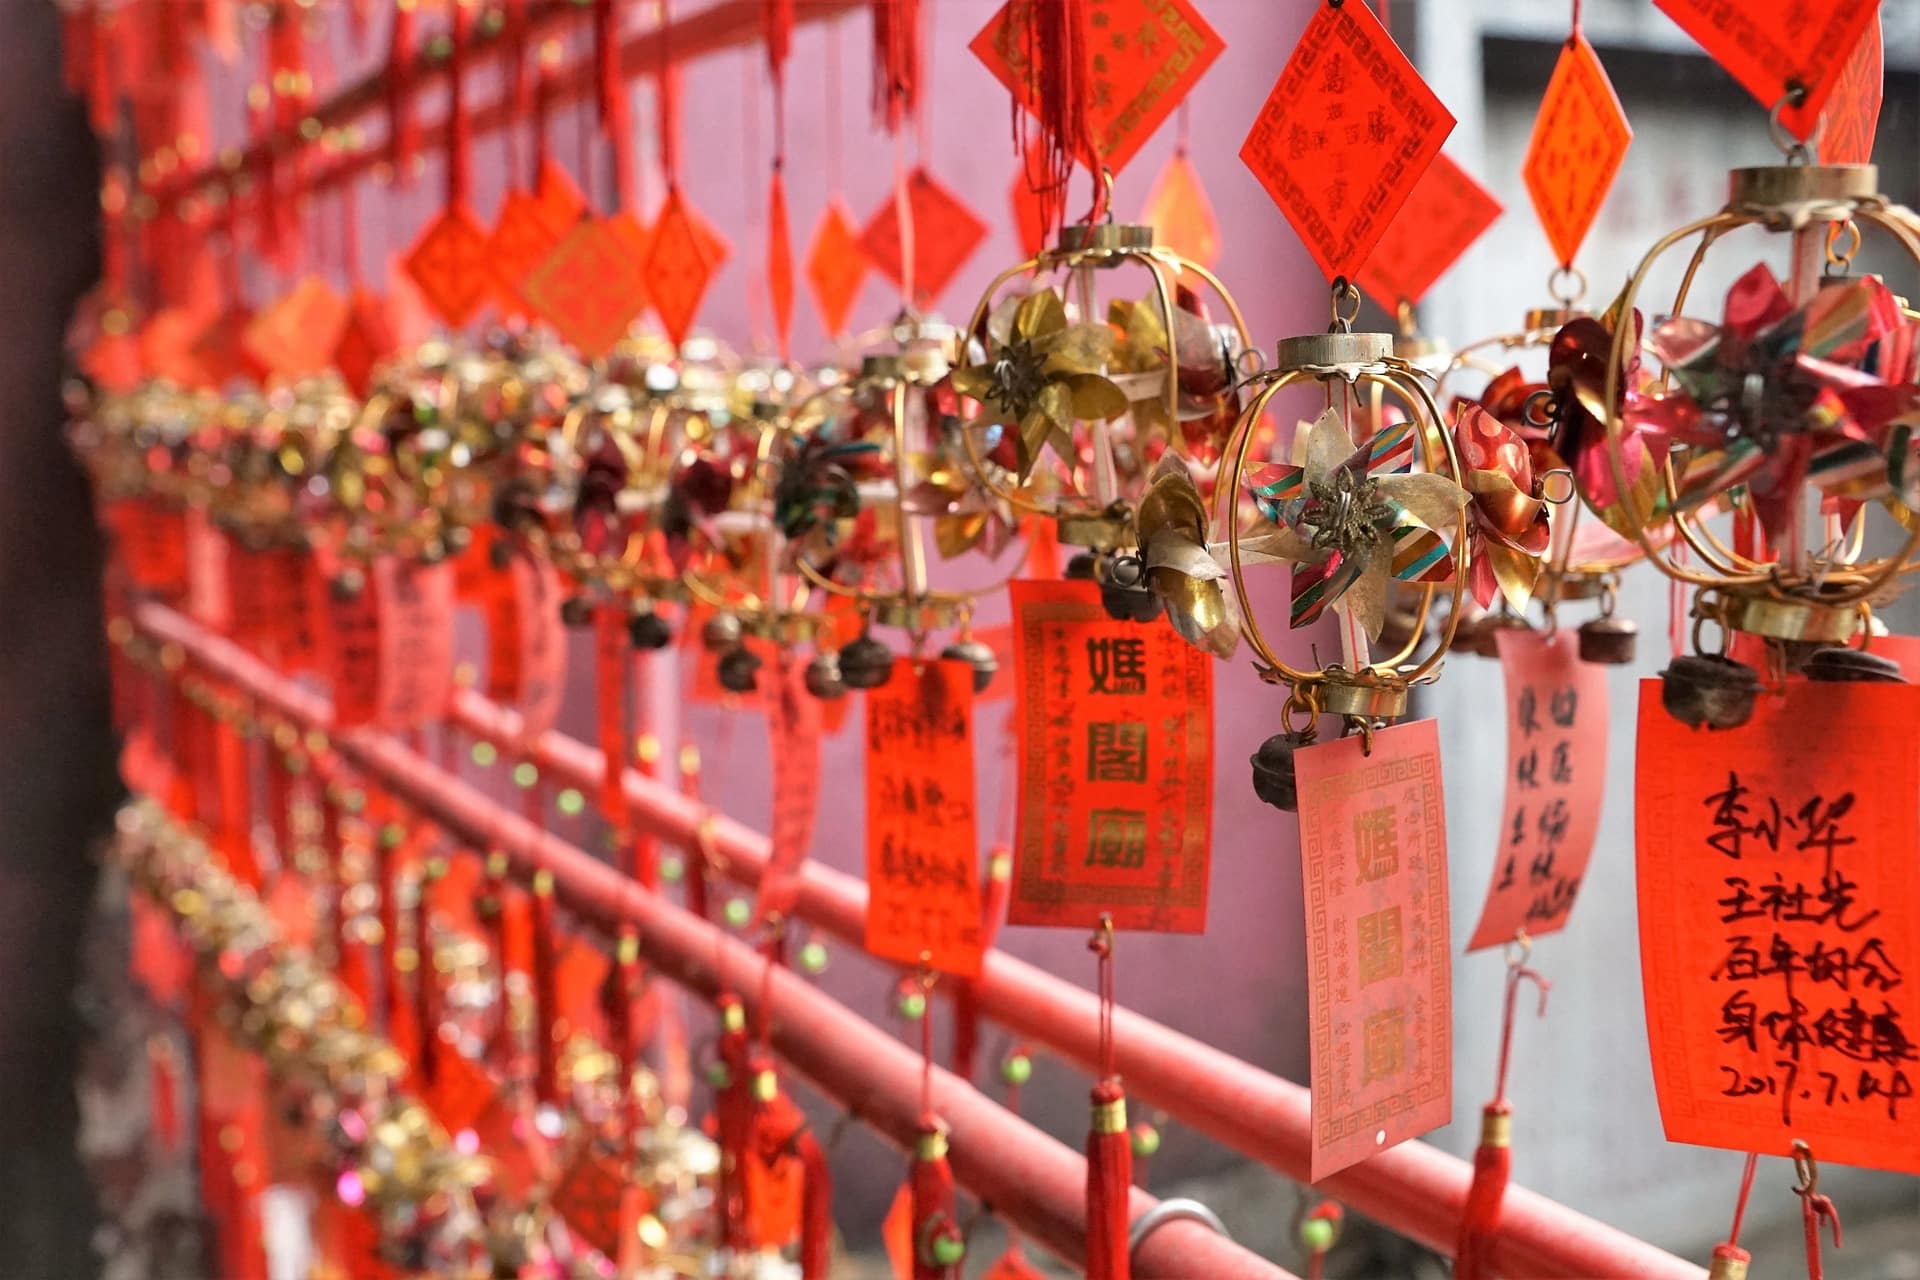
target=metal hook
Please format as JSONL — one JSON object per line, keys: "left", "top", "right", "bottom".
{"left": 1328, "top": 277, "right": 1361, "bottom": 335}
{"left": 1792, "top": 1139, "right": 1818, "bottom": 1197}
{"left": 1766, "top": 87, "right": 1823, "bottom": 164}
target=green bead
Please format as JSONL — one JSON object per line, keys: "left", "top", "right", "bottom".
{"left": 723, "top": 899, "right": 752, "bottom": 929}
{"left": 659, "top": 855, "right": 685, "bottom": 884}
{"left": 1130, "top": 1123, "right": 1161, "bottom": 1158}
{"left": 470, "top": 741, "right": 498, "bottom": 767}
{"left": 512, "top": 761, "right": 539, "bottom": 789}
{"left": 556, "top": 788, "right": 586, "bottom": 817}
{"left": 379, "top": 822, "right": 405, "bottom": 850}
{"left": 1000, "top": 1054, "right": 1033, "bottom": 1087}
{"left": 897, "top": 991, "right": 927, "bottom": 1021}
{"left": 705, "top": 1062, "right": 731, "bottom": 1089}
{"left": 1298, "top": 1217, "right": 1335, "bottom": 1253}
{"left": 929, "top": 1235, "right": 965, "bottom": 1267}
{"left": 798, "top": 941, "right": 829, "bottom": 975}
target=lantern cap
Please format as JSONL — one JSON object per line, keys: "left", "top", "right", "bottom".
{"left": 1275, "top": 331, "right": 1393, "bottom": 372}
{"left": 1055, "top": 222, "right": 1154, "bottom": 255}
{"left": 1727, "top": 164, "right": 1878, "bottom": 225}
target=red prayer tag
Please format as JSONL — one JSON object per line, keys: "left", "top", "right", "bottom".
{"left": 523, "top": 217, "right": 651, "bottom": 359}
{"left": 482, "top": 553, "right": 568, "bottom": 740}
{"left": 192, "top": 306, "right": 268, "bottom": 388}
{"left": 1658, "top": 0, "right": 1880, "bottom": 136}
{"left": 1357, "top": 152, "right": 1502, "bottom": 310}
{"left": 756, "top": 656, "right": 822, "bottom": 923}
{"left": 805, "top": 200, "right": 868, "bottom": 337}
{"left": 550, "top": 1146, "right": 629, "bottom": 1257}
{"left": 1295, "top": 720, "right": 1453, "bottom": 1181}
{"left": 109, "top": 498, "right": 188, "bottom": 597}
{"left": 403, "top": 204, "right": 493, "bottom": 328}
{"left": 1240, "top": 0, "right": 1455, "bottom": 282}
{"left": 642, "top": 190, "right": 728, "bottom": 348}
{"left": 1140, "top": 150, "right": 1222, "bottom": 270}
{"left": 1817, "top": 16, "right": 1882, "bottom": 165}
{"left": 1005, "top": 580, "right": 1212, "bottom": 933}
{"left": 1521, "top": 32, "right": 1631, "bottom": 269}
{"left": 373, "top": 558, "right": 456, "bottom": 727}
{"left": 865, "top": 660, "right": 983, "bottom": 977}
{"left": 743, "top": 1093, "right": 807, "bottom": 1246}
{"left": 242, "top": 275, "right": 349, "bottom": 380}
{"left": 1636, "top": 680, "right": 1920, "bottom": 1174}
{"left": 858, "top": 169, "right": 988, "bottom": 307}
{"left": 970, "top": 0, "right": 1226, "bottom": 176}
{"left": 1467, "top": 630, "right": 1607, "bottom": 951}
{"left": 332, "top": 288, "right": 399, "bottom": 398}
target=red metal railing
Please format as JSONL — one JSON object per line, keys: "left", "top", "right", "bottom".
{"left": 134, "top": 600, "right": 1294, "bottom": 1280}
{"left": 138, "top": 599, "right": 1705, "bottom": 1280}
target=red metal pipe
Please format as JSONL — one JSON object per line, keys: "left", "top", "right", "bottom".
{"left": 132, "top": 603, "right": 1294, "bottom": 1280}
{"left": 449, "top": 695, "right": 1706, "bottom": 1280}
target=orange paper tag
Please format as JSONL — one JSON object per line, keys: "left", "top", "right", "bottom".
{"left": 1295, "top": 720, "right": 1453, "bottom": 1181}
{"left": 881, "top": 1182, "right": 913, "bottom": 1280}
{"left": 641, "top": 190, "right": 729, "bottom": 348}
{"left": 757, "top": 656, "right": 823, "bottom": 923}
{"left": 1357, "top": 151, "right": 1502, "bottom": 312}
{"left": 804, "top": 199, "right": 870, "bottom": 338}
{"left": 1467, "top": 630, "right": 1607, "bottom": 950}
{"left": 1140, "top": 150, "right": 1222, "bottom": 270}
{"left": 1240, "top": 0, "right": 1455, "bottom": 282}
{"left": 1636, "top": 680, "right": 1920, "bottom": 1173}
{"left": 523, "top": 217, "right": 651, "bottom": 359}
{"left": 1522, "top": 32, "right": 1632, "bottom": 268}
{"left": 865, "top": 660, "right": 983, "bottom": 977}
{"left": 1005, "top": 581, "right": 1212, "bottom": 933}
{"left": 1660, "top": 0, "right": 1880, "bottom": 136}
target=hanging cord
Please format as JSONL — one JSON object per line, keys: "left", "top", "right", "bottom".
{"left": 1456, "top": 939, "right": 1549, "bottom": 1280}
{"left": 1793, "top": 1141, "right": 1842, "bottom": 1280}
{"left": 1708, "top": 1153, "right": 1761, "bottom": 1280}
{"left": 1086, "top": 915, "right": 1130, "bottom": 1280}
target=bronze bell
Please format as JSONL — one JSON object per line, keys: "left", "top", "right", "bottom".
{"left": 1099, "top": 555, "right": 1162, "bottom": 624}
{"left": 559, "top": 596, "right": 596, "bottom": 628}
{"left": 1578, "top": 615, "right": 1638, "bottom": 665}
{"left": 330, "top": 566, "right": 367, "bottom": 600}
{"left": 1660, "top": 654, "right": 1761, "bottom": 730}
{"left": 716, "top": 645, "right": 762, "bottom": 694}
{"left": 1802, "top": 646, "right": 1908, "bottom": 684}
{"left": 804, "top": 650, "right": 846, "bottom": 700}
{"left": 1250, "top": 732, "right": 1311, "bottom": 811}
{"left": 1064, "top": 552, "right": 1097, "bottom": 581}
{"left": 940, "top": 638, "right": 999, "bottom": 694}
{"left": 627, "top": 608, "right": 673, "bottom": 651}
{"left": 701, "top": 612, "right": 743, "bottom": 652}
{"left": 838, "top": 633, "right": 897, "bottom": 690}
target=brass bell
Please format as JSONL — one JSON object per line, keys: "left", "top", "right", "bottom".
{"left": 716, "top": 646, "right": 762, "bottom": 694}
{"left": 627, "top": 608, "right": 672, "bottom": 651}
{"left": 1099, "top": 554, "right": 1162, "bottom": 624}
{"left": 1660, "top": 654, "right": 1761, "bottom": 730}
{"left": 1578, "top": 615, "right": 1638, "bottom": 665}
{"left": 1249, "top": 732, "right": 1311, "bottom": 812}
{"left": 1064, "top": 552, "right": 1097, "bottom": 581}
{"left": 1802, "top": 646, "right": 1907, "bottom": 684}
{"left": 701, "top": 612, "right": 743, "bottom": 653}
{"left": 940, "top": 638, "right": 999, "bottom": 694}
{"left": 559, "top": 596, "right": 596, "bottom": 628}
{"left": 804, "top": 650, "right": 846, "bottom": 700}
{"left": 838, "top": 633, "right": 897, "bottom": 690}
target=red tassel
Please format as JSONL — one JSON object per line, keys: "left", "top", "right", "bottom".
{"left": 531, "top": 870, "right": 560, "bottom": 1107}
{"left": 413, "top": 857, "right": 440, "bottom": 1087}
{"left": 1454, "top": 1103, "right": 1511, "bottom": 1280}
{"left": 765, "top": 0, "right": 793, "bottom": 82}
{"left": 447, "top": 0, "right": 472, "bottom": 211}
{"left": 909, "top": 1118, "right": 962, "bottom": 1279}
{"left": 1014, "top": 0, "right": 1099, "bottom": 236}
{"left": 603, "top": 927, "right": 643, "bottom": 1141}
{"left": 713, "top": 994, "right": 755, "bottom": 1251}
{"left": 870, "top": 0, "right": 921, "bottom": 134}
{"left": 1086, "top": 1079, "right": 1131, "bottom": 1280}
{"left": 480, "top": 850, "right": 513, "bottom": 1068}
{"left": 797, "top": 1122, "right": 832, "bottom": 1280}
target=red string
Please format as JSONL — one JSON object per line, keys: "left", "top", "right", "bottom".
{"left": 1376, "top": 0, "right": 1391, "bottom": 36}
{"left": 658, "top": 0, "right": 682, "bottom": 185}
{"left": 825, "top": 18, "right": 843, "bottom": 193}
{"left": 919, "top": 978, "right": 935, "bottom": 1117}
{"left": 1726, "top": 1152, "right": 1760, "bottom": 1248}
{"left": 1570, "top": 0, "right": 1583, "bottom": 38}
{"left": 1090, "top": 918, "right": 1115, "bottom": 1079}
{"left": 447, "top": 1, "right": 471, "bottom": 210}
{"left": 1492, "top": 958, "right": 1549, "bottom": 1103}
{"left": 1799, "top": 1186, "right": 1842, "bottom": 1279}
{"left": 1175, "top": 99, "right": 1191, "bottom": 158}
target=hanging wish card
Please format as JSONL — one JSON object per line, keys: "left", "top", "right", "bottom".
{"left": 756, "top": 655, "right": 823, "bottom": 923}
{"left": 865, "top": 659, "right": 982, "bottom": 977}
{"left": 1295, "top": 720, "right": 1453, "bottom": 1181}
{"left": 1467, "top": 629, "right": 1607, "bottom": 950}
{"left": 1657, "top": 0, "right": 1880, "bottom": 136}
{"left": 1637, "top": 680, "right": 1920, "bottom": 1174}
{"left": 1005, "top": 580, "right": 1213, "bottom": 933}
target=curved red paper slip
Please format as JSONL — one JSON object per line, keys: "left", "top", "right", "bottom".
{"left": 1004, "top": 580, "right": 1213, "bottom": 934}
{"left": 481, "top": 553, "right": 568, "bottom": 740}
{"left": 403, "top": 204, "right": 494, "bottom": 328}
{"left": 643, "top": 189, "right": 730, "bottom": 347}
{"left": 1139, "top": 150, "right": 1221, "bottom": 270}
{"left": 970, "top": 0, "right": 1225, "bottom": 178}
{"left": 805, "top": 199, "right": 869, "bottom": 337}
{"left": 1239, "top": 0, "right": 1454, "bottom": 283}
{"left": 755, "top": 655, "right": 823, "bottom": 923}
{"left": 326, "top": 558, "right": 456, "bottom": 729}
{"left": 1817, "top": 16, "right": 1882, "bottom": 165}
{"left": 865, "top": 659, "right": 984, "bottom": 977}
{"left": 224, "top": 543, "right": 326, "bottom": 673}
{"left": 139, "top": 307, "right": 211, "bottom": 388}
{"left": 1294, "top": 719, "right": 1453, "bottom": 1182}
{"left": 1656, "top": 0, "right": 1881, "bottom": 139}
{"left": 1521, "top": 31, "right": 1631, "bottom": 270}
{"left": 1356, "top": 151, "right": 1502, "bottom": 311}
{"left": 1466, "top": 629, "right": 1607, "bottom": 951}
{"left": 1635, "top": 679, "right": 1920, "bottom": 1174}
{"left": 858, "top": 169, "right": 988, "bottom": 308}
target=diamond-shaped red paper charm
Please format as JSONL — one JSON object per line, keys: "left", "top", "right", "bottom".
{"left": 642, "top": 191, "right": 728, "bottom": 348}
{"left": 1817, "top": 16, "right": 1881, "bottom": 165}
{"left": 332, "top": 288, "right": 398, "bottom": 395}
{"left": 1140, "top": 150, "right": 1221, "bottom": 269}
{"left": 970, "top": 0, "right": 1226, "bottom": 176}
{"left": 192, "top": 307, "right": 267, "bottom": 388}
{"left": 243, "top": 275, "right": 349, "bottom": 380}
{"left": 1240, "top": 1, "right": 1455, "bottom": 282}
{"left": 139, "top": 307, "right": 211, "bottom": 388}
{"left": 768, "top": 170, "right": 795, "bottom": 358}
{"left": 534, "top": 158, "right": 590, "bottom": 231}
{"left": 1358, "top": 153, "right": 1503, "bottom": 309}
{"left": 488, "top": 189, "right": 573, "bottom": 317}
{"left": 550, "top": 1146, "right": 628, "bottom": 1258}
{"left": 1522, "top": 32, "right": 1630, "bottom": 269}
{"left": 522, "top": 218, "right": 650, "bottom": 359}
{"left": 859, "top": 168, "right": 987, "bottom": 306}
{"left": 404, "top": 204, "right": 493, "bottom": 328}
{"left": 805, "top": 199, "right": 868, "bottom": 337}
{"left": 1658, "top": 0, "right": 1879, "bottom": 137}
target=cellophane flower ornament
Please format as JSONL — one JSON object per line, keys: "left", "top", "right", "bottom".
{"left": 1542, "top": 309, "right": 1678, "bottom": 537}
{"left": 1245, "top": 408, "right": 1468, "bottom": 640}
{"left": 1453, "top": 404, "right": 1553, "bottom": 612}
{"left": 1641, "top": 264, "right": 1920, "bottom": 539}
{"left": 1136, "top": 454, "right": 1239, "bottom": 657}
{"left": 1106, "top": 285, "right": 1241, "bottom": 464}
{"left": 952, "top": 286, "right": 1129, "bottom": 480}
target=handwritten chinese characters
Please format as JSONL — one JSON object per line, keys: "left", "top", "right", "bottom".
{"left": 1637, "top": 681, "right": 1920, "bottom": 1173}
{"left": 1006, "top": 581, "right": 1213, "bottom": 933}
{"left": 865, "top": 660, "right": 983, "bottom": 977}
{"left": 1469, "top": 630, "right": 1607, "bottom": 950}
{"left": 1295, "top": 720, "right": 1452, "bottom": 1180}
